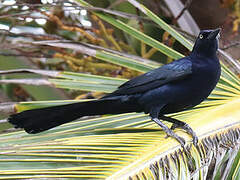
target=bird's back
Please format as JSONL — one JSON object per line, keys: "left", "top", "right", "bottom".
{"left": 137, "top": 55, "right": 221, "bottom": 115}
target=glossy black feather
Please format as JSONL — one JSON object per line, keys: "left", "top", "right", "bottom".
{"left": 106, "top": 59, "right": 192, "bottom": 96}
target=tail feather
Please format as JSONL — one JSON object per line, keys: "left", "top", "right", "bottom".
{"left": 8, "top": 96, "right": 141, "bottom": 134}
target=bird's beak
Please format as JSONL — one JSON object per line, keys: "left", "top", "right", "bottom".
{"left": 207, "top": 28, "right": 221, "bottom": 40}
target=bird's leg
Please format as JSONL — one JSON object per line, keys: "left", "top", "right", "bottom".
{"left": 160, "top": 115, "right": 198, "bottom": 146}
{"left": 152, "top": 118, "right": 186, "bottom": 147}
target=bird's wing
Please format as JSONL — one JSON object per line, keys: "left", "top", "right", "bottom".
{"left": 109, "top": 58, "right": 192, "bottom": 96}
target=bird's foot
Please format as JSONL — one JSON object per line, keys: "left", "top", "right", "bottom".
{"left": 152, "top": 118, "right": 186, "bottom": 148}
{"left": 164, "top": 128, "right": 186, "bottom": 147}
{"left": 170, "top": 122, "right": 198, "bottom": 146}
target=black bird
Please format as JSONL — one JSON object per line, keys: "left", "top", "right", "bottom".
{"left": 8, "top": 29, "right": 221, "bottom": 146}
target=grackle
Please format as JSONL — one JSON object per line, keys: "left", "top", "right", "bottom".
{"left": 8, "top": 29, "right": 221, "bottom": 147}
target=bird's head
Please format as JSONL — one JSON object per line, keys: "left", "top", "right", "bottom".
{"left": 191, "top": 28, "right": 221, "bottom": 58}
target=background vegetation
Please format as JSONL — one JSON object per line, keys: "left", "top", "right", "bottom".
{"left": 0, "top": 0, "right": 240, "bottom": 179}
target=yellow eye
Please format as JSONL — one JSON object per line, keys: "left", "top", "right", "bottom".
{"left": 199, "top": 34, "right": 203, "bottom": 39}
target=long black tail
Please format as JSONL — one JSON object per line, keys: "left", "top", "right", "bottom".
{"left": 8, "top": 96, "right": 141, "bottom": 134}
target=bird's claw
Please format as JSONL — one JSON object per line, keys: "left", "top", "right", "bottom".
{"left": 164, "top": 128, "right": 186, "bottom": 148}
{"left": 170, "top": 122, "right": 198, "bottom": 146}
{"left": 192, "top": 135, "right": 198, "bottom": 147}
{"left": 152, "top": 118, "right": 186, "bottom": 148}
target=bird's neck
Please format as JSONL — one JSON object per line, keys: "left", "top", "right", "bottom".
{"left": 190, "top": 40, "right": 218, "bottom": 59}
{"left": 190, "top": 48, "right": 217, "bottom": 59}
